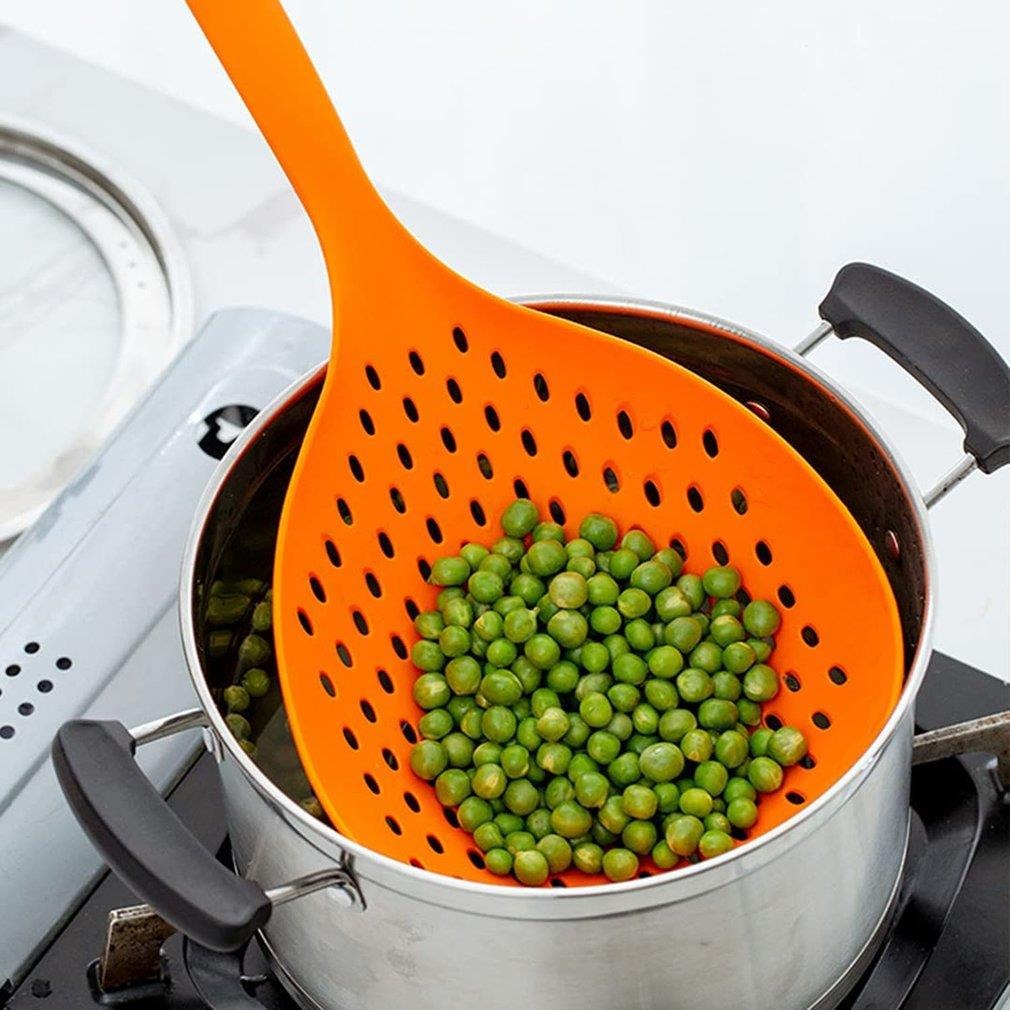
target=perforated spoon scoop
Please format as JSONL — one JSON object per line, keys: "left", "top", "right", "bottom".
{"left": 187, "top": 0, "right": 902, "bottom": 885}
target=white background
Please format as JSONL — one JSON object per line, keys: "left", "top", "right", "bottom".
{"left": 3, "top": 0, "right": 1009, "bottom": 676}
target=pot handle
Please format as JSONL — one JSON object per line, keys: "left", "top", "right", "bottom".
{"left": 53, "top": 717, "right": 272, "bottom": 952}
{"left": 810, "top": 263, "right": 1010, "bottom": 499}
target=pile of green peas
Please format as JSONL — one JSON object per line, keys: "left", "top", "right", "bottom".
{"left": 409, "top": 500, "right": 809, "bottom": 886}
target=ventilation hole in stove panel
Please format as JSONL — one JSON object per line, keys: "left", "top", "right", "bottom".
{"left": 661, "top": 420, "right": 677, "bottom": 448}
{"left": 382, "top": 747, "right": 399, "bottom": 770}
{"left": 799, "top": 754, "right": 816, "bottom": 770}
{"left": 617, "top": 410, "right": 634, "bottom": 439}
{"left": 427, "top": 833, "right": 445, "bottom": 854}
{"left": 391, "top": 635, "right": 408, "bottom": 661}
{"left": 702, "top": 429, "right": 719, "bottom": 458}
{"left": 6, "top": 665, "right": 20, "bottom": 677}
{"left": 730, "top": 488, "right": 748, "bottom": 515}
{"left": 348, "top": 454, "right": 365, "bottom": 483}
{"left": 829, "top": 665, "right": 848, "bottom": 685}
{"left": 342, "top": 726, "right": 359, "bottom": 750}
{"left": 490, "top": 351, "right": 507, "bottom": 378}
{"left": 364, "top": 364, "right": 381, "bottom": 390}
{"left": 378, "top": 669, "right": 395, "bottom": 694}
{"left": 360, "top": 699, "right": 378, "bottom": 723}
{"left": 297, "top": 610, "right": 313, "bottom": 636}
{"left": 309, "top": 575, "right": 327, "bottom": 603}
{"left": 404, "top": 598, "right": 420, "bottom": 621}
{"left": 736, "top": 587, "right": 752, "bottom": 607}
{"left": 336, "top": 498, "right": 353, "bottom": 525}
{"left": 446, "top": 378, "right": 463, "bottom": 403}
{"left": 417, "top": 558, "right": 432, "bottom": 581}
{"left": 452, "top": 327, "right": 469, "bottom": 353}
{"left": 402, "top": 397, "right": 419, "bottom": 423}
{"left": 24, "top": 642, "right": 39, "bottom": 655}
{"left": 784, "top": 673, "right": 801, "bottom": 693}
{"left": 476, "top": 454, "right": 494, "bottom": 480}
{"left": 520, "top": 429, "right": 538, "bottom": 457}
{"left": 812, "top": 711, "right": 831, "bottom": 730}
{"left": 575, "top": 392, "right": 592, "bottom": 421}
{"left": 442, "top": 807, "right": 459, "bottom": 828}
{"left": 786, "top": 791, "right": 806, "bottom": 805}
{"left": 396, "top": 443, "right": 414, "bottom": 469}
{"left": 336, "top": 643, "right": 353, "bottom": 667}
{"left": 550, "top": 878, "right": 567, "bottom": 888}
{"left": 602, "top": 466, "right": 620, "bottom": 493}
{"left": 764, "top": 713, "right": 783, "bottom": 731}
{"left": 358, "top": 408, "right": 375, "bottom": 436}
{"left": 364, "top": 773, "right": 380, "bottom": 795}
{"left": 433, "top": 472, "right": 451, "bottom": 498}
{"left": 377, "top": 532, "right": 395, "bottom": 559}
{"left": 755, "top": 540, "right": 773, "bottom": 566}
{"left": 440, "top": 427, "right": 457, "bottom": 453}
{"left": 470, "top": 500, "right": 488, "bottom": 526}
{"left": 562, "top": 449, "right": 579, "bottom": 478}
{"left": 325, "top": 539, "right": 342, "bottom": 568}
{"left": 0, "top": 725, "right": 13, "bottom": 739}
{"left": 408, "top": 350, "right": 425, "bottom": 376}
{"left": 352, "top": 609, "right": 370, "bottom": 635}
{"left": 801, "top": 625, "right": 820, "bottom": 647}
{"left": 18, "top": 702, "right": 33, "bottom": 716}
{"left": 533, "top": 373, "right": 550, "bottom": 402}
{"left": 643, "top": 480, "right": 661, "bottom": 507}
{"left": 712, "top": 541, "right": 729, "bottom": 565}
{"left": 513, "top": 478, "right": 530, "bottom": 500}
{"left": 400, "top": 720, "right": 417, "bottom": 743}
{"left": 484, "top": 405, "right": 501, "bottom": 432}
{"left": 670, "top": 538, "right": 687, "bottom": 560}
{"left": 319, "top": 673, "right": 336, "bottom": 697}
{"left": 467, "top": 849, "right": 486, "bottom": 870}
{"left": 686, "top": 485, "right": 704, "bottom": 513}
{"left": 549, "top": 499, "right": 566, "bottom": 525}
{"left": 778, "top": 585, "right": 796, "bottom": 608}
{"left": 37, "top": 680, "right": 53, "bottom": 694}
{"left": 390, "top": 487, "right": 407, "bottom": 514}
{"left": 404, "top": 791, "right": 421, "bottom": 813}
{"left": 426, "top": 517, "right": 444, "bottom": 544}
{"left": 365, "top": 572, "right": 382, "bottom": 598}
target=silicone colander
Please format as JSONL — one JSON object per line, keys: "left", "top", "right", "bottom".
{"left": 186, "top": 0, "right": 904, "bottom": 885}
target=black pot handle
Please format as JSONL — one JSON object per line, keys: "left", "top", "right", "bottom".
{"left": 52, "top": 719, "right": 271, "bottom": 952}
{"left": 819, "top": 262, "right": 1010, "bottom": 474}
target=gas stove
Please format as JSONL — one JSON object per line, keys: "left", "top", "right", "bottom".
{"left": 0, "top": 312, "right": 1006, "bottom": 1010}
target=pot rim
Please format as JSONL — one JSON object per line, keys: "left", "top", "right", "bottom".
{"left": 179, "top": 294, "right": 935, "bottom": 904}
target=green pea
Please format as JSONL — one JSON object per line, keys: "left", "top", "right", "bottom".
{"left": 603, "top": 634, "right": 630, "bottom": 663}
{"left": 617, "top": 587, "right": 651, "bottom": 619}
{"left": 704, "top": 812, "right": 732, "bottom": 834}
{"left": 467, "top": 570, "right": 503, "bottom": 604}
{"left": 689, "top": 641, "right": 723, "bottom": 673}
{"left": 715, "top": 730, "right": 749, "bottom": 768}
{"left": 442, "top": 732, "right": 475, "bottom": 767}
{"left": 653, "top": 548, "right": 684, "bottom": 577}
{"left": 563, "top": 714, "right": 591, "bottom": 748}
{"left": 540, "top": 660, "right": 576, "bottom": 694}
{"left": 646, "top": 645, "right": 683, "bottom": 680}
{"left": 225, "top": 713, "right": 251, "bottom": 740}
{"left": 473, "top": 610, "right": 504, "bottom": 642}
{"left": 749, "top": 727, "right": 774, "bottom": 758}
{"left": 630, "top": 560, "right": 673, "bottom": 595}
{"left": 709, "top": 614, "right": 745, "bottom": 646}
{"left": 643, "top": 678, "right": 678, "bottom": 711}
{"left": 607, "top": 752, "right": 641, "bottom": 788}
{"left": 580, "top": 640, "right": 610, "bottom": 673}
{"left": 712, "top": 671, "right": 742, "bottom": 702}
{"left": 613, "top": 652, "right": 648, "bottom": 685}
{"left": 439, "top": 625, "right": 471, "bottom": 657}
{"left": 701, "top": 565, "right": 740, "bottom": 599}
{"left": 223, "top": 685, "right": 249, "bottom": 712}
{"left": 588, "top": 604, "right": 620, "bottom": 635}
{"left": 510, "top": 572, "right": 546, "bottom": 607}
{"left": 413, "top": 673, "right": 450, "bottom": 709}
{"left": 473, "top": 821, "right": 505, "bottom": 852}
{"left": 512, "top": 656, "right": 543, "bottom": 694}
{"left": 677, "top": 668, "right": 714, "bottom": 703}
{"left": 698, "top": 698, "right": 739, "bottom": 730}
{"left": 736, "top": 698, "right": 762, "bottom": 726}
{"left": 532, "top": 520, "right": 565, "bottom": 543}
{"left": 665, "top": 615, "right": 702, "bottom": 652}
{"left": 473, "top": 742, "right": 503, "bottom": 767}
{"left": 544, "top": 775, "right": 575, "bottom": 810}
{"left": 743, "top": 664, "right": 779, "bottom": 701}
{"left": 241, "top": 668, "right": 270, "bottom": 698}
{"left": 418, "top": 708, "right": 453, "bottom": 739}
{"left": 500, "top": 498, "right": 538, "bottom": 537}
{"left": 578, "top": 691, "right": 611, "bottom": 728}
{"left": 651, "top": 840, "right": 679, "bottom": 869}
{"left": 607, "top": 547, "right": 638, "bottom": 581}
{"left": 493, "top": 536, "right": 525, "bottom": 564}
{"left": 523, "top": 807, "right": 550, "bottom": 839}
{"left": 710, "top": 598, "right": 741, "bottom": 619}
{"left": 676, "top": 574, "right": 705, "bottom": 609}
{"left": 443, "top": 656, "right": 479, "bottom": 695}
{"left": 607, "top": 683, "right": 640, "bottom": 714}
{"left": 573, "top": 842, "right": 605, "bottom": 874}
{"left": 597, "top": 793, "right": 631, "bottom": 834}
{"left": 531, "top": 688, "right": 562, "bottom": 718}
{"left": 536, "top": 706, "right": 571, "bottom": 742}
{"left": 748, "top": 756, "right": 784, "bottom": 793}
{"left": 435, "top": 768, "right": 472, "bottom": 806}
{"left": 638, "top": 741, "right": 684, "bottom": 782}
{"left": 411, "top": 740, "right": 448, "bottom": 781}
{"left": 537, "top": 742, "right": 573, "bottom": 776}
{"left": 550, "top": 800, "right": 593, "bottom": 839}
{"left": 503, "top": 778, "right": 540, "bottom": 815}
{"left": 526, "top": 540, "right": 567, "bottom": 577}
{"left": 473, "top": 763, "right": 508, "bottom": 799}
{"left": 680, "top": 728, "right": 714, "bottom": 763}
{"left": 456, "top": 542, "right": 487, "bottom": 570}
{"left": 498, "top": 744, "right": 529, "bottom": 779}
{"left": 601, "top": 847, "right": 638, "bottom": 882}
{"left": 411, "top": 640, "right": 444, "bottom": 673}
{"left": 573, "top": 770, "right": 609, "bottom": 809}
{"left": 631, "top": 704, "right": 659, "bottom": 735}
{"left": 666, "top": 814, "right": 705, "bottom": 856}
{"left": 484, "top": 848, "right": 513, "bottom": 875}
{"left": 579, "top": 513, "right": 619, "bottom": 550}
{"left": 679, "top": 787, "right": 714, "bottom": 818}
{"left": 587, "top": 730, "right": 621, "bottom": 764}
{"left": 654, "top": 586, "right": 691, "bottom": 622}
{"left": 525, "top": 633, "right": 562, "bottom": 670}
{"left": 653, "top": 781, "right": 681, "bottom": 814}
{"left": 694, "top": 760, "right": 729, "bottom": 797}
{"left": 430, "top": 555, "right": 470, "bottom": 587}
{"left": 481, "top": 706, "right": 517, "bottom": 743}
{"left": 743, "top": 599, "right": 781, "bottom": 637}
{"left": 698, "top": 829, "right": 734, "bottom": 859}
{"left": 547, "top": 610, "right": 589, "bottom": 648}
{"left": 769, "top": 725, "right": 808, "bottom": 766}
{"left": 515, "top": 717, "right": 542, "bottom": 752}
{"left": 724, "top": 778, "right": 757, "bottom": 803}
{"left": 485, "top": 638, "right": 517, "bottom": 668}
{"left": 719, "top": 643, "right": 753, "bottom": 677}
{"left": 622, "top": 819, "right": 658, "bottom": 855}
{"left": 443, "top": 597, "right": 474, "bottom": 628}
{"left": 415, "top": 610, "right": 445, "bottom": 639}
{"left": 606, "top": 712, "right": 634, "bottom": 741}
{"left": 536, "top": 833, "right": 573, "bottom": 874}
{"left": 477, "top": 556, "right": 510, "bottom": 584}
{"left": 727, "top": 796, "right": 759, "bottom": 829}
{"left": 623, "top": 618, "right": 654, "bottom": 652}
{"left": 748, "top": 637, "right": 774, "bottom": 662}
{"left": 614, "top": 528, "right": 651, "bottom": 561}
{"left": 513, "top": 848, "right": 550, "bottom": 885}
{"left": 658, "top": 708, "right": 697, "bottom": 743}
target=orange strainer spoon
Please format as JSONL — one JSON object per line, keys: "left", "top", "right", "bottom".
{"left": 186, "top": 0, "right": 903, "bottom": 885}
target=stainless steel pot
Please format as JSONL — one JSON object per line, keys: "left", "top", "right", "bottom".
{"left": 54, "top": 264, "right": 1010, "bottom": 1010}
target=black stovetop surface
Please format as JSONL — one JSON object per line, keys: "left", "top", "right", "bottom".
{"left": 5, "top": 652, "right": 1008, "bottom": 1010}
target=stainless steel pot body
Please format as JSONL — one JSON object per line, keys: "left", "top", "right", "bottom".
{"left": 182, "top": 295, "right": 943, "bottom": 1010}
